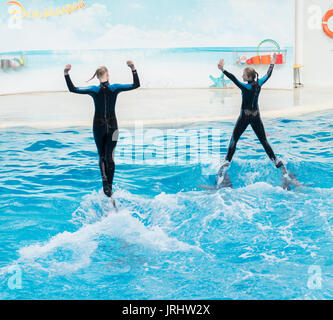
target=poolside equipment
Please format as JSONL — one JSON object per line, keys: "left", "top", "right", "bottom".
{"left": 260, "top": 55, "right": 271, "bottom": 64}
{"left": 250, "top": 55, "right": 261, "bottom": 65}
{"left": 10, "top": 58, "right": 21, "bottom": 69}
{"left": 246, "top": 54, "right": 284, "bottom": 65}
{"left": 322, "top": 9, "right": 333, "bottom": 38}
{"left": 294, "top": 64, "right": 304, "bottom": 88}
{"left": 257, "top": 39, "right": 280, "bottom": 54}
{"left": 236, "top": 56, "right": 247, "bottom": 65}
{"left": 0, "top": 56, "right": 24, "bottom": 70}
{"left": 246, "top": 39, "right": 284, "bottom": 65}
{"left": 0, "top": 59, "right": 11, "bottom": 70}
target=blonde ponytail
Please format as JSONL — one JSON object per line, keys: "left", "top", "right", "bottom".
{"left": 87, "top": 66, "right": 108, "bottom": 82}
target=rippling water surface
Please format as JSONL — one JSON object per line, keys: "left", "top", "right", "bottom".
{"left": 0, "top": 111, "right": 332, "bottom": 299}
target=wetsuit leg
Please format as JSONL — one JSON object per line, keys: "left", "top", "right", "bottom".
{"left": 225, "top": 114, "right": 250, "bottom": 162}
{"left": 93, "top": 121, "right": 112, "bottom": 197}
{"left": 250, "top": 115, "right": 277, "bottom": 161}
{"left": 93, "top": 127, "right": 107, "bottom": 177}
{"left": 104, "top": 129, "right": 119, "bottom": 189}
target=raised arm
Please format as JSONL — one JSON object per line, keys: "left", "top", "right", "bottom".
{"left": 258, "top": 64, "right": 274, "bottom": 86}
{"left": 113, "top": 61, "right": 140, "bottom": 93}
{"left": 64, "top": 64, "right": 96, "bottom": 95}
{"left": 218, "top": 59, "right": 246, "bottom": 90}
{"left": 258, "top": 53, "right": 277, "bottom": 86}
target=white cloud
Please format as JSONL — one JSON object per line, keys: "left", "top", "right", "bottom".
{"left": 0, "top": 3, "right": 112, "bottom": 51}
{"left": 90, "top": 23, "right": 270, "bottom": 48}
{"left": 0, "top": 0, "right": 293, "bottom": 52}
{"left": 227, "top": 0, "right": 293, "bottom": 46}
{"left": 185, "top": 0, "right": 293, "bottom": 47}
{"left": 128, "top": 2, "right": 144, "bottom": 9}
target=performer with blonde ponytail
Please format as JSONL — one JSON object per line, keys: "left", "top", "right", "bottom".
{"left": 64, "top": 61, "right": 140, "bottom": 199}
{"left": 216, "top": 53, "right": 287, "bottom": 186}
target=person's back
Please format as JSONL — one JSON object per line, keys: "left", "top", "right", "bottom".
{"left": 64, "top": 62, "right": 140, "bottom": 199}
{"left": 223, "top": 64, "right": 274, "bottom": 111}
{"left": 65, "top": 68, "right": 140, "bottom": 119}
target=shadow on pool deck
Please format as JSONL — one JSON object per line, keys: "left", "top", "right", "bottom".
{"left": 0, "top": 87, "right": 332, "bottom": 129}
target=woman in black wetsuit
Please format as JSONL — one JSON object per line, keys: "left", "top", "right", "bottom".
{"left": 217, "top": 53, "right": 286, "bottom": 183}
{"left": 64, "top": 61, "right": 140, "bottom": 198}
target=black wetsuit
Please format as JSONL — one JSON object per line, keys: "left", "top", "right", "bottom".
{"left": 222, "top": 64, "right": 278, "bottom": 163}
{"left": 65, "top": 70, "right": 140, "bottom": 195}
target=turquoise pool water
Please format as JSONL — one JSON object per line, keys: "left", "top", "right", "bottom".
{"left": 0, "top": 111, "right": 332, "bottom": 299}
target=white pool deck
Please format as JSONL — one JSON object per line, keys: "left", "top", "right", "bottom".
{"left": 0, "top": 87, "right": 332, "bottom": 129}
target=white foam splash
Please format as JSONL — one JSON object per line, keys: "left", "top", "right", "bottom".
{"left": 15, "top": 191, "right": 199, "bottom": 274}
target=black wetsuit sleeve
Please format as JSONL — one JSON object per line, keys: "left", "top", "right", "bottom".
{"left": 223, "top": 69, "right": 246, "bottom": 90}
{"left": 64, "top": 74, "right": 96, "bottom": 95}
{"left": 115, "top": 70, "right": 140, "bottom": 93}
{"left": 259, "top": 64, "right": 274, "bottom": 86}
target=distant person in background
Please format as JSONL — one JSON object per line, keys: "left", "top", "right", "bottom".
{"left": 64, "top": 61, "right": 140, "bottom": 199}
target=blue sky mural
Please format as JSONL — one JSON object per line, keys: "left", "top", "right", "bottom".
{"left": 0, "top": 0, "right": 294, "bottom": 51}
